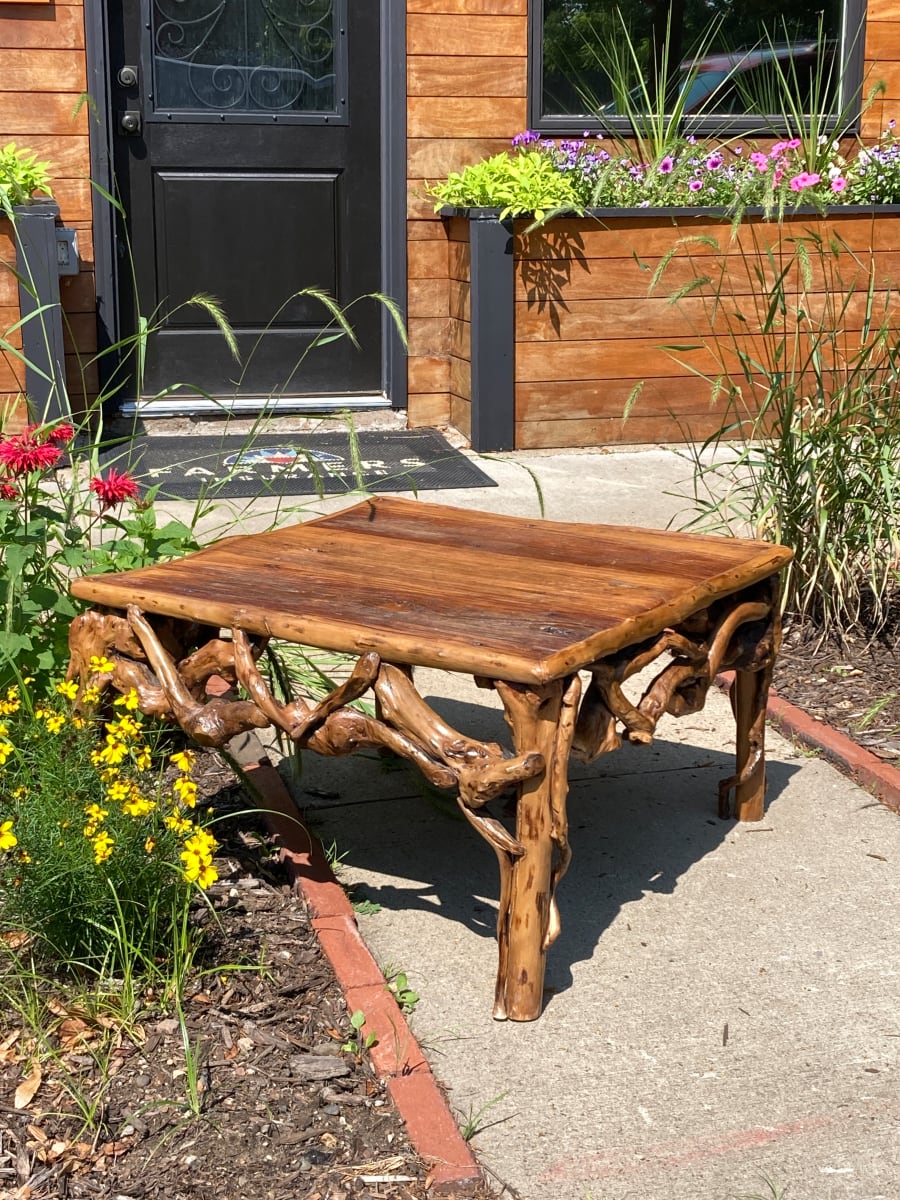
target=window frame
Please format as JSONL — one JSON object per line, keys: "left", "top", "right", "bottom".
{"left": 528, "top": 0, "right": 868, "bottom": 138}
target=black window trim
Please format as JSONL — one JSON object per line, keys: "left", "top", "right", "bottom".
{"left": 528, "top": 0, "right": 869, "bottom": 139}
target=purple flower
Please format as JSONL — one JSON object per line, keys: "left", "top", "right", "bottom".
{"left": 688, "top": 178, "right": 703, "bottom": 192}
{"left": 512, "top": 130, "right": 540, "bottom": 149}
{"left": 659, "top": 155, "right": 674, "bottom": 174}
{"left": 706, "top": 153, "right": 723, "bottom": 171}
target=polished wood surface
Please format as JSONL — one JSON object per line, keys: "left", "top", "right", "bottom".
{"left": 71, "top": 496, "right": 791, "bottom": 685}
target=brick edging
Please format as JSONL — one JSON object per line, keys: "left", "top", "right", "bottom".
{"left": 716, "top": 672, "right": 900, "bottom": 814}
{"left": 238, "top": 758, "right": 484, "bottom": 1195}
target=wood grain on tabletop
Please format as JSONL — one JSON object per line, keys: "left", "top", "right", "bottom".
{"left": 70, "top": 497, "right": 792, "bottom": 684}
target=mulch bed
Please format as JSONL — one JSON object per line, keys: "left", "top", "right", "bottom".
{"left": 0, "top": 757, "right": 491, "bottom": 1200}
{"left": 772, "top": 621, "right": 900, "bottom": 765}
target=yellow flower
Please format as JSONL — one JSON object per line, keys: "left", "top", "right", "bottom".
{"left": 105, "top": 715, "right": 141, "bottom": 741}
{"left": 88, "top": 655, "right": 116, "bottom": 676}
{"left": 114, "top": 689, "right": 140, "bottom": 711}
{"left": 123, "top": 792, "right": 155, "bottom": 818}
{"left": 72, "top": 714, "right": 86, "bottom": 729}
{"left": 12, "top": 787, "right": 26, "bottom": 800}
{"left": 81, "top": 685, "right": 101, "bottom": 706}
{"left": 83, "top": 803, "right": 108, "bottom": 837}
{"left": 164, "top": 812, "right": 194, "bottom": 836}
{"left": 135, "top": 747, "right": 152, "bottom": 771}
{"left": 44, "top": 713, "right": 65, "bottom": 735}
{"left": 92, "top": 831, "right": 114, "bottom": 864}
{"left": 170, "top": 749, "right": 196, "bottom": 773}
{"left": 0, "top": 686, "right": 20, "bottom": 717}
{"left": 144, "top": 836, "right": 156, "bottom": 854}
{"left": 92, "top": 736, "right": 128, "bottom": 767}
{"left": 106, "top": 780, "right": 131, "bottom": 803}
{"left": 172, "top": 777, "right": 198, "bottom": 808}
{"left": 0, "top": 741, "right": 13, "bottom": 766}
{"left": 55, "top": 679, "right": 79, "bottom": 701}
{"left": 196, "top": 861, "right": 218, "bottom": 889}
{"left": 17, "top": 848, "right": 31, "bottom": 864}
{"left": 0, "top": 820, "right": 17, "bottom": 851}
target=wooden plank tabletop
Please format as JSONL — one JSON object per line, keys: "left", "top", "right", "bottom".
{"left": 70, "top": 496, "right": 793, "bottom": 684}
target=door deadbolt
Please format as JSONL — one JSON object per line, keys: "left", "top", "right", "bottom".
{"left": 120, "top": 111, "right": 142, "bottom": 135}
{"left": 118, "top": 65, "right": 138, "bottom": 88}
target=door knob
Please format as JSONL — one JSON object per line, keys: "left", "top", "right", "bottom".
{"left": 120, "top": 111, "right": 142, "bottom": 135}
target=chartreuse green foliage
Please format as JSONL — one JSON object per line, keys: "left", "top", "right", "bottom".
{"left": 0, "top": 672, "right": 217, "bottom": 986}
{"left": 428, "top": 150, "right": 582, "bottom": 219}
{"left": 0, "top": 143, "right": 52, "bottom": 212}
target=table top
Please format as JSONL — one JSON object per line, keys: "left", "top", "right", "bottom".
{"left": 71, "top": 496, "right": 793, "bottom": 684}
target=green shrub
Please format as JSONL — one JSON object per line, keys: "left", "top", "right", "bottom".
{"left": 659, "top": 225, "right": 900, "bottom": 636}
{"left": 0, "top": 674, "right": 217, "bottom": 984}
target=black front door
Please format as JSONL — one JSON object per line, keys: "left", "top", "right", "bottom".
{"left": 108, "top": 0, "right": 382, "bottom": 404}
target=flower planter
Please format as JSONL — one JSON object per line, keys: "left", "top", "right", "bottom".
{"left": 8, "top": 200, "right": 70, "bottom": 424}
{"left": 443, "top": 205, "right": 900, "bottom": 452}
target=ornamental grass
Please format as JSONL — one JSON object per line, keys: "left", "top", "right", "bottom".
{"left": 0, "top": 670, "right": 218, "bottom": 988}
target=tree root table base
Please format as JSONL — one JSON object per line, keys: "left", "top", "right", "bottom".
{"left": 68, "top": 497, "right": 792, "bottom": 1022}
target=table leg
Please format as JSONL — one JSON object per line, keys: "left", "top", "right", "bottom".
{"left": 493, "top": 676, "right": 580, "bottom": 1022}
{"left": 727, "top": 662, "right": 774, "bottom": 822}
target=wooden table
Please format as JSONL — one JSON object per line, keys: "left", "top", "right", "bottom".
{"left": 68, "top": 496, "right": 792, "bottom": 1021}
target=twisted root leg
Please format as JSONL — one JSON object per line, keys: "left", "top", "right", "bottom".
{"left": 718, "top": 663, "right": 773, "bottom": 821}
{"left": 490, "top": 679, "right": 568, "bottom": 1022}
{"left": 126, "top": 607, "right": 270, "bottom": 747}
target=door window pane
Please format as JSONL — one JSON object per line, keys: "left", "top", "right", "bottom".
{"left": 539, "top": 0, "right": 848, "bottom": 124}
{"left": 152, "top": 0, "right": 337, "bottom": 113}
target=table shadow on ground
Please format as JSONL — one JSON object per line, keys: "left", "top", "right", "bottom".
{"left": 298, "top": 693, "right": 800, "bottom": 1005}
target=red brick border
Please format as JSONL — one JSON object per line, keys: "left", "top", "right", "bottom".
{"left": 240, "top": 755, "right": 484, "bottom": 1196}
{"left": 716, "top": 673, "right": 900, "bottom": 814}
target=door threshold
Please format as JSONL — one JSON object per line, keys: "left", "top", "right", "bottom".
{"left": 121, "top": 395, "right": 391, "bottom": 418}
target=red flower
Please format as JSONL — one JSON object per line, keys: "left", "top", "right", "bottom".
{"left": 0, "top": 477, "right": 18, "bottom": 501}
{"left": 46, "top": 422, "right": 75, "bottom": 445}
{"left": 89, "top": 466, "right": 140, "bottom": 510}
{"left": 0, "top": 429, "right": 62, "bottom": 475}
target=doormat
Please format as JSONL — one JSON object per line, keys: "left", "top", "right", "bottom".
{"left": 99, "top": 430, "right": 497, "bottom": 500}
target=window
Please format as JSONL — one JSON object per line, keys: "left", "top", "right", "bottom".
{"left": 531, "top": 0, "right": 866, "bottom": 135}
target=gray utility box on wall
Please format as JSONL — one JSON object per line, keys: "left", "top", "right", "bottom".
{"left": 11, "top": 199, "right": 80, "bottom": 423}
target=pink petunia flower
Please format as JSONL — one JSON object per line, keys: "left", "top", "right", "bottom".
{"left": 89, "top": 466, "right": 140, "bottom": 511}
{"left": 750, "top": 152, "right": 769, "bottom": 172}
{"left": 788, "top": 171, "right": 821, "bottom": 191}
{"left": 688, "top": 178, "right": 703, "bottom": 192}
{"left": 831, "top": 176, "right": 847, "bottom": 193}
{"left": 659, "top": 155, "right": 675, "bottom": 174}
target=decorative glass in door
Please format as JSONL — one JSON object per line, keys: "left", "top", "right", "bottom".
{"left": 152, "top": 0, "right": 338, "bottom": 113}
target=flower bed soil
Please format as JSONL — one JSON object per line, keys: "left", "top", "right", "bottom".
{"left": 772, "top": 623, "right": 900, "bottom": 766}
{"left": 0, "top": 757, "right": 494, "bottom": 1200}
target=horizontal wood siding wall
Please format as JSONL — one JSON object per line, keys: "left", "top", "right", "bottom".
{"left": 864, "top": 0, "right": 900, "bottom": 137}
{"left": 406, "top": 0, "right": 527, "bottom": 428}
{"left": 513, "top": 212, "right": 900, "bottom": 448}
{"left": 0, "top": 0, "right": 93, "bottom": 432}
{"left": 405, "top": 0, "right": 900, "bottom": 449}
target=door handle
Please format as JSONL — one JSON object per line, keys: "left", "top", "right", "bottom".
{"left": 120, "top": 111, "right": 142, "bottom": 136}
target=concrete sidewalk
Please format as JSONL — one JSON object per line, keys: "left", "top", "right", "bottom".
{"left": 162, "top": 438, "right": 898, "bottom": 1199}
{"left": 267, "top": 444, "right": 900, "bottom": 1200}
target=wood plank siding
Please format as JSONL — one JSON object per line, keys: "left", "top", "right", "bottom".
{"left": 406, "top": 0, "right": 527, "bottom": 429}
{"left": 408, "top": 1, "right": 900, "bottom": 448}
{"left": 0, "top": 0, "right": 93, "bottom": 432}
